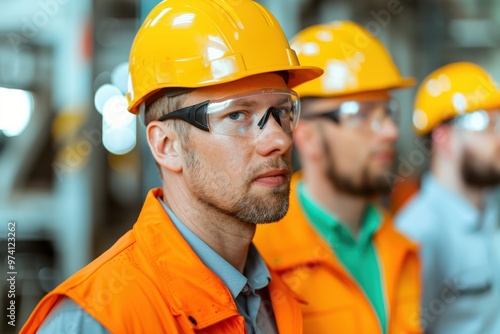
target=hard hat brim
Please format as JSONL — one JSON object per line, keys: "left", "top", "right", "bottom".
{"left": 128, "top": 65, "right": 323, "bottom": 114}
{"left": 286, "top": 66, "right": 325, "bottom": 89}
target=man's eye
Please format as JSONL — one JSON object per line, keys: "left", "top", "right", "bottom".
{"left": 227, "top": 112, "right": 245, "bottom": 120}
{"left": 354, "top": 111, "right": 370, "bottom": 120}
{"left": 277, "top": 107, "right": 293, "bottom": 116}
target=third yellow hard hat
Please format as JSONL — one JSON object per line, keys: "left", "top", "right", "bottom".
{"left": 412, "top": 62, "right": 500, "bottom": 135}
{"left": 291, "top": 21, "right": 414, "bottom": 98}
{"left": 126, "top": 0, "right": 323, "bottom": 114}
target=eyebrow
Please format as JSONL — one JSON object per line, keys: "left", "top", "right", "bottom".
{"left": 227, "top": 96, "right": 292, "bottom": 109}
{"left": 229, "top": 99, "right": 259, "bottom": 108}
{"left": 275, "top": 97, "right": 293, "bottom": 105}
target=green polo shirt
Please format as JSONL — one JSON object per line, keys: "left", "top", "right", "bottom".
{"left": 298, "top": 181, "right": 387, "bottom": 334}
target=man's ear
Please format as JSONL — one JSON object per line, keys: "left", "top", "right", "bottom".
{"left": 146, "top": 121, "right": 182, "bottom": 172}
{"left": 432, "top": 124, "right": 458, "bottom": 157}
{"left": 294, "top": 120, "right": 323, "bottom": 162}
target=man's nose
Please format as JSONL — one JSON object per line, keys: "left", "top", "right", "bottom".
{"left": 255, "top": 109, "right": 293, "bottom": 157}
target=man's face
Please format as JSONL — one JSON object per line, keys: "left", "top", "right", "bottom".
{"left": 457, "top": 125, "right": 500, "bottom": 188}
{"left": 180, "top": 73, "right": 294, "bottom": 224}
{"left": 303, "top": 94, "right": 399, "bottom": 196}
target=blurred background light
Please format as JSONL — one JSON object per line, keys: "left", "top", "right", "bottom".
{"left": 110, "top": 62, "right": 129, "bottom": 94}
{"left": 94, "top": 83, "right": 122, "bottom": 114}
{"left": 102, "top": 94, "right": 136, "bottom": 155}
{"left": 0, "top": 87, "right": 34, "bottom": 137}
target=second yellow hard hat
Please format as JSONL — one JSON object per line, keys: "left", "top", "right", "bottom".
{"left": 291, "top": 20, "right": 414, "bottom": 98}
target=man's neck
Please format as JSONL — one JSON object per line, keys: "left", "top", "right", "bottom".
{"left": 162, "top": 184, "right": 254, "bottom": 273}
{"left": 304, "top": 174, "right": 367, "bottom": 237}
{"left": 431, "top": 161, "right": 486, "bottom": 210}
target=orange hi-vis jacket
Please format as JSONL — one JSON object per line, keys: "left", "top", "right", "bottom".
{"left": 21, "top": 188, "right": 303, "bottom": 334}
{"left": 254, "top": 175, "right": 422, "bottom": 334}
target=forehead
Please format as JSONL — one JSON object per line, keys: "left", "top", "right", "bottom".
{"left": 185, "top": 73, "right": 288, "bottom": 105}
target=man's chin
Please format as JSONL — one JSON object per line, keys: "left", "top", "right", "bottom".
{"left": 359, "top": 173, "right": 394, "bottom": 196}
{"left": 245, "top": 202, "right": 289, "bottom": 225}
{"left": 251, "top": 182, "right": 290, "bottom": 196}
{"left": 233, "top": 189, "right": 290, "bottom": 224}
{"left": 370, "top": 162, "right": 394, "bottom": 174}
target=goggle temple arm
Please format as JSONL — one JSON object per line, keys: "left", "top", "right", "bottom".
{"left": 157, "top": 100, "right": 211, "bottom": 132}
{"left": 301, "top": 109, "right": 341, "bottom": 123}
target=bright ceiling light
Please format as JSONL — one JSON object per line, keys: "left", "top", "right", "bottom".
{"left": 0, "top": 87, "right": 34, "bottom": 137}
{"left": 102, "top": 95, "right": 136, "bottom": 155}
{"left": 111, "top": 62, "right": 129, "bottom": 94}
{"left": 94, "top": 84, "right": 122, "bottom": 114}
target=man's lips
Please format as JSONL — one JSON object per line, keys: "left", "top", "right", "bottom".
{"left": 253, "top": 169, "right": 290, "bottom": 186}
{"left": 372, "top": 149, "right": 394, "bottom": 161}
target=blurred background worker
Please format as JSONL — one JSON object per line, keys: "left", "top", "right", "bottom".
{"left": 20, "top": 0, "right": 322, "bottom": 333}
{"left": 254, "top": 21, "right": 421, "bottom": 334}
{"left": 396, "top": 62, "right": 500, "bottom": 334}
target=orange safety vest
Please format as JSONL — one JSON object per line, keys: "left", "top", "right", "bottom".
{"left": 254, "top": 174, "right": 422, "bottom": 334}
{"left": 21, "top": 188, "right": 303, "bottom": 334}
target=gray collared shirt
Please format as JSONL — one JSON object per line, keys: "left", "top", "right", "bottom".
{"left": 396, "top": 173, "right": 500, "bottom": 334}
{"left": 38, "top": 198, "right": 277, "bottom": 334}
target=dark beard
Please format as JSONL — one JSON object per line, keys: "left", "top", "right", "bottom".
{"left": 321, "top": 135, "right": 394, "bottom": 197}
{"left": 461, "top": 149, "right": 500, "bottom": 188}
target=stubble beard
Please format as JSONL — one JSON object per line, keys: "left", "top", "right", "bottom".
{"left": 184, "top": 150, "right": 291, "bottom": 224}
{"left": 321, "top": 136, "right": 394, "bottom": 197}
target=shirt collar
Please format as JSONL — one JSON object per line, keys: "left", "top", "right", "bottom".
{"left": 159, "top": 199, "right": 271, "bottom": 298}
{"left": 422, "top": 173, "right": 500, "bottom": 231}
{"left": 297, "top": 181, "right": 382, "bottom": 248}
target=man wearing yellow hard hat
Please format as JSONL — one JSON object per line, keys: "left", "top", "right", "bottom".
{"left": 396, "top": 62, "right": 500, "bottom": 333}
{"left": 21, "top": 1, "right": 322, "bottom": 333}
{"left": 254, "top": 21, "right": 421, "bottom": 334}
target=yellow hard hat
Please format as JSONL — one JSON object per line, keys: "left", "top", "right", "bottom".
{"left": 413, "top": 62, "right": 500, "bottom": 135}
{"left": 291, "top": 21, "right": 414, "bottom": 98}
{"left": 126, "top": 0, "right": 323, "bottom": 114}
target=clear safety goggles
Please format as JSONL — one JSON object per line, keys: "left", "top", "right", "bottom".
{"left": 157, "top": 89, "right": 300, "bottom": 137}
{"left": 451, "top": 110, "right": 500, "bottom": 133}
{"left": 302, "top": 99, "right": 400, "bottom": 132}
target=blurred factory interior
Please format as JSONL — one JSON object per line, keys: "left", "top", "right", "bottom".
{"left": 1, "top": 0, "right": 500, "bottom": 330}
